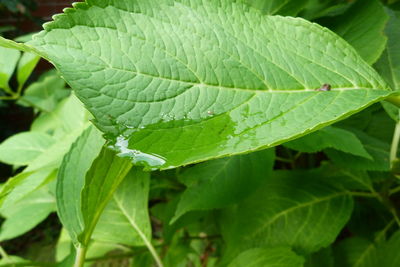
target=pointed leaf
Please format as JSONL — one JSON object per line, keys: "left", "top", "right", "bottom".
{"left": 56, "top": 125, "right": 105, "bottom": 245}
{"left": 14, "top": 0, "right": 391, "bottom": 169}
{"left": 0, "top": 46, "right": 20, "bottom": 91}
{"left": 284, "top": 126, "right": 371, "bottom": 158}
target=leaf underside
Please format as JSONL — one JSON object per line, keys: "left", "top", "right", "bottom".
{"left": 26, "top": 0, "right": 392, "bottom": 169}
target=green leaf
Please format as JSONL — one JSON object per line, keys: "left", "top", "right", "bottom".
{"left": 305, "top": 247, "right": 334, "bottom": 267}
{"left": 328, "top": 0, "right": 388, "bottom": 64}
{"left": 284, "top": 126, "right": 371, "bottom": 158}
{"left": 93, "top": 168, "right": 151, "bottom": 246}
{"left": 0, "top": 168, "right": 55, "bottom": 210}
{"left": 21, "top": 0, "right": 391, "bottom": 169}
{"left": 381, "top": 230, "right": 400, "bottom": 267}
{"left": 0, "top": 187, "right": 55, "bottom": 241}
{"left": 245, "top": 0, "right": 309, "bottom": 16}
{"left": 333, "top": 237, "right": 379, "bottom": 267}
{"left": 172, "top": 149, "right": 275, "bottom": 222}
{"left": 56, "top": 125, "right": 105, "bottom": 245}
{"left": 325, "top": 129, "right": 391, "bottom": 171}
{"left": 374, "top": 9, "right": 400, "bottom": 90}
{"left": 228, "top": 247, "right": 304, "bottom": 267}
{"left": 79, "top": 147, "right": 132, "bottom": 246}
{"left": 0, "top": 132, "right": 56, "bottom": 165}
{"left": 17, "top": 52, "right": 40, "bottom": 89}
{"left": 19, "top": 70, "right": 68, "bottom": 112}
{"left": 0, "top": 46, "right": 20, "bottom": 92}
{"left": 221, "top": 170, "right": 353, "bottom": 260}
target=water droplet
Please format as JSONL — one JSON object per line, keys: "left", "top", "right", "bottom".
{"left": 111, "top": 135, "right": 166, "bottom": 170}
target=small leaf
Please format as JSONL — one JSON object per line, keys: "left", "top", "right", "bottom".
{"left": 325, "top": 129, "right": 390, "bottom": 171}
{"left": 56, "top": 125, "right": 105, "bottom": 245}
{"left": 221, "top": 170, "right": 353, "bottom": 260}
{"left": 0, "top": 46, "right": 20, "bottom": 91}
{"left": 228, "top": 247, "right": 304, "bottom": 267}
{"left": 284, "top": 126, "right": 371, "bottom": 159}
{"left": 79, "top": 147, "right": 132, "bottom": 246}
{"left": 22, "top": 0, "right": 391, "bottom": 169}
{"left": 172, "top": 149, "right": 275, "bottom": 222}
{"left": 93, "top": 168, "right": 151, "bottom": 247}
{"left": 327, "top": 0, "right": 388, "bottom": 64}
{"left": 17, "top": 52, "right": 40, "bottom": 89}
{"left": 0, "top": 132, "right": 55, "bottom": 165}
{"left": 0, "top": 187, "right": 55, "bottom": 241}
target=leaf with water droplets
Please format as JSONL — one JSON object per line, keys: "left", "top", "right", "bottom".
{"left": 14, "top": 0, "right": 393, "bottom": 168}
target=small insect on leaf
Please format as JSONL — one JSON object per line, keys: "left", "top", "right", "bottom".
{"left": 315, "top": 83, "right": 331, "bottom": 91}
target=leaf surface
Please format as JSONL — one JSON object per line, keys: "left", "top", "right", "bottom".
{"left": 228, "top": 247, "right": 304, "bottom": 267}
{"left": 80, "top": 147, "right": 132, "bottom": 245}
{"left": 15, "top": 0, "right": 392, "bottom": 169}
{"left": 0, "top": 132, "right": 56, "bottom": 165}
{"left": 328, "top": 0, "right": 388, "bottom": 64}
{"left": 172, "top": 149, "right": 274, "bottom": 222}
{"left": 221, "top": 170, "right": 353, "bottom": 259}
{"left": 284, "top": 126, "right": 371, "bottom": 158}
{"left": 56, "top": 125, "right": 105, "bottom": 245}
{"left": 93, "top": 168, "right": 151, "bottom": 246}
{"left": 0, "top": 46, "right": 20, "bottom": 91}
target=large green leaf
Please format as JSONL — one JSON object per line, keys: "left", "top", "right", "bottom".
{"left": 327, "top": 0, "right": 388, "bottom": 64}
{"left": 56, "top": 125, "right": 105, "bottom": 245}
{"left": 221, "top": 170, "right": 353, "bottom": 260}
{"left": 333, "top": 237, "right": 379, "bottom": 267}
{"left": 5, "top": 0, "right": 388, "bottom": 169}
{"left": 172, "top": 149, "right": 274, "bottom": 222}
{"left": 93, "top": 168, "right": 151, "bottom": 246}
{"left": 80, "top": 148, "right": 132, "bottom": 245}
{"left": 228, "top": 247, "right": 304, "bottom": 267}
{"left": 245, "top": 0, "right": 309, "bottom": 16}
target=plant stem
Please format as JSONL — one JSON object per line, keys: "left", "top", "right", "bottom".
{"left": 389, "top": 186, "right": 400, "bottom": 196}
{"left": 390, "top": 120, "right": 400, "bottom": 168}
{"left": 74, "top": 246, "right": 87, "bottom": 267}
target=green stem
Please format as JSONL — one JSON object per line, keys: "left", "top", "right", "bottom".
{"left": 390, "top": 121, "right": 400, "bottom": 167}
{"left": 74, "top": 246, "right": 87, "bottom": 267}
{"left": 275, "top": 156, "right": 293, "bottom": 163}
{"left": 389, "top": 186, "right": 400, "bottom": 196}
{"left": 386, "top": 95, "right": 400, "bottom": 108}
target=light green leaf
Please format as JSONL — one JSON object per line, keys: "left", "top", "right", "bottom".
{"left": 0, "top": 168, "right": 55, "bottom": 210}
{"left": 19, "top": 70, "right": 68, "bottom": 112}
{"left": 228, "top": 247, "right": 304, "bottom": 267}
{"left": 0, "top": 187, "right": 55, "bottom": 241}
{"left": 328, "top": 0, "right": 388, "bottom": 64}
{"left": 221, "top": 170, "right": 353, "bottom": 260}
{"left": 172, "top": 149, "right": 274, "bottom": 222}
{"left": 56, "top": 125, "right": 105, "bottom": 245}
{"left": 17, "top": 52, "right": 40, "bottom": 89}
{"left": 0, "top": 132, "right": 55, "bottom": 165}
{"left": 284, "top": 126, "right": 371, "bottom": 158}
{"left": 79, "top": 147, "right": 132, "bottom": 246}
{"left": 0, "top": 46, "right": 20, "bottom": 92}
{"left": 93, "top": 168, "right": 151, "bottom": 246}
{"left": 18, "top": 0, "right": 391, "bottom": 169}
{"left": 333, "top": 237, "right": 379, "bottom": 267}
